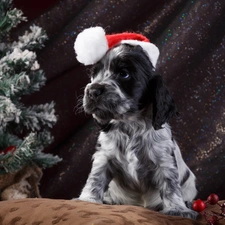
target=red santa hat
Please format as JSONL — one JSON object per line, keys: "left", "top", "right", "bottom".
{"left": 74, "top": 26, "right": 159, "bottom": 67}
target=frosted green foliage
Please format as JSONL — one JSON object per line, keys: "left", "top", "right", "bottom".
{"left": 0, "top": 132, "right": 36, "bottom": 173}
{"left": 0, "top": 132, "right": 61, "bottom": 174}
{"left": 0, "top": 0, "right": 62, "bottom": 174}
{"left": 0, "top": 96, "right": 21, "bottom": 127}
{"left": 11, "top": 25, "right": 48, "bottom": 50}
{"left": 0, "top": 47, "right": 46, "bottom": 97}
{"left": 19, "top": 102, "right": 57, "bottom": 131}
{"left": 0, "top": 0, "right": 27, "bottom": 38}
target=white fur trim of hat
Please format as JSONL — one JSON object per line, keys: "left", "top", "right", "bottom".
{"left": 74, "top": 26, "right": 159, "bottom": 67}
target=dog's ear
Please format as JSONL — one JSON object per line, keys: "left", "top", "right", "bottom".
{"left": 149, "top": 75, "right": 177, "bottom": 130}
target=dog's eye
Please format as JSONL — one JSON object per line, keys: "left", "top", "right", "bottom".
{"left": 119, "top": 71, "right": 130, "bottom": 79}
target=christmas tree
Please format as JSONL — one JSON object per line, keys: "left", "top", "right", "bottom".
{"left": 0, "top": 0, "right": 61, "bottom": 175}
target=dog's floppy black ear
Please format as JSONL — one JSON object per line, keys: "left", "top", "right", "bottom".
{"left": 149, "top": 75, "right": 177, "bottom": 130}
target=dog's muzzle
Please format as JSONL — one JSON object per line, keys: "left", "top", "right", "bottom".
{"left": 87, "top": 83, "right": 105, "bottom": 100}
{"left": 83, "top": 82, "right": 132, "bottom": 121}
{"left": 83, "top": 82, "right": 112, "bottom": 117}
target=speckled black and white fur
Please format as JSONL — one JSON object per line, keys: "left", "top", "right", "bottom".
{"left": 78, "top": 43, "right": 198, "bottom": 219}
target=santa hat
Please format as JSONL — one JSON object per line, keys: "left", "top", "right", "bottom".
{"left": 74, "top": 26, "right": 159, "bottom": 67}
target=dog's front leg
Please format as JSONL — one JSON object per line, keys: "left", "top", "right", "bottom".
{"left": 79, "top": 151, "right": 112, "bottom": 204}
{"left": 157, "top": 167, "right": 198, "bottom": 219}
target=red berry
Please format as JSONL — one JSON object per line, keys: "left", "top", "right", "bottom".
{"left": 192, "top": 199, "right": 206, "bottom": 212}
{"left": 207, "top": 193, "right": 219, "bottom": 205}
{"left": 207, "top": 215, "right": 219, "bottom": 225}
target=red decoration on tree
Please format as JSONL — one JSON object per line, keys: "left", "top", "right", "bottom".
{"left": 0, "top": 146, "right": 16, "bottom": 155}
{"left": 192, "top": 193, "right": 225, "bottom": 225}
{"left": 5, "top": 146, "right": 16, "bottom": 154}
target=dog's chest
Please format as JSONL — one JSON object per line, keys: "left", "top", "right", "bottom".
{"left": 98, "top": 121, "right": 153, "bottom": 186}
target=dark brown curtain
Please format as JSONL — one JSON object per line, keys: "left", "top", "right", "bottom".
{"left": 14, "top": 0, "right": 225, "bottom": 200}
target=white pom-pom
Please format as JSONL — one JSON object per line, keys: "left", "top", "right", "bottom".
{"left": 74, "top": 27, "right": 108, "bottom": 65}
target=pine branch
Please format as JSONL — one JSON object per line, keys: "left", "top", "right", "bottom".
{"left": 0, "top": 42, "right": 8, "bottom": 58}
{"left": 11, "top": 25, "right": 48, "bottom": 51}
{"left": 0, "top": 128, "right": 22, "bottom": 149}
{"left": 0, "top": 96, "right": 21, "bottom": 128}
{"left": 33, "top": 152, "right": 62, "bottom": 169}
{"left": 0, "top": 70, "right": 46, "bottom": 98}
{"left": 0, "top": 132, "right": 62, "bottom": 174}
{"left": 35, "top": 130, "right": 54, "bottom": 151}
{"left": 0, "top": 132, "right": 36, "bottom": 174}
{"left": 0, "top": 72, "right": 30, "bottom": 97}
{"left": 0, "top": 48, "right": 37, "bottom": 75}
{"left": 0, "top": 0, "right": 27, "bottom": 40}
{"left": 0, "top": 0, "right": 62, "bottom": 175}
{"left": 27, "top": 70, "right": 46, "bottom": 93}
{"left": 32, "top": 131, "right": 62, "bottom": 169}
{"left": 0, "top": 47, "right": 46, "bottom": 97}
{"left": 18, "top": 102, "right": 57, "bottom": 131}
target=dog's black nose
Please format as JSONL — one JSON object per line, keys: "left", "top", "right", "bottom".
{"left": 88, "top": 84, "right": 105, "bottom": 99}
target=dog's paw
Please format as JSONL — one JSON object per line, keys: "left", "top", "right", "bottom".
{"left": 161, "top": 207, "right": 198, "bottom": 219}
{"left": 77, "top": 196, "right": 102, "bottom": 204}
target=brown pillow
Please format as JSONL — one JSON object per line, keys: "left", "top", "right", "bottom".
{"left": 0, "top": 198, "right": 223, "bottom": 225}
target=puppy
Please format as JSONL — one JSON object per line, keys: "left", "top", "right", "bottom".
{"left": 75, "top": 28, "right": 198, "bottom": 219}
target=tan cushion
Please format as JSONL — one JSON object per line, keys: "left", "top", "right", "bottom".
{"left": 0, "top": 198, "right": 223, "bottom": 225}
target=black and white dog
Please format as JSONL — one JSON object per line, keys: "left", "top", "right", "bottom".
{"left": 74, "top": 27, "right": 198, "bottom": 219}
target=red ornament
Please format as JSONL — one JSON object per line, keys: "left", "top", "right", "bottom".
{"left": 0, "top": 146, "right": 17, "bottom": 155}
{"left": 207, "top": 194, "right": 219, "bottom": 205}
{"left": 192, "top": 199, "right": 207, "bottom": 212}
{"left": 5, "top": 146, "right": 16, "bottom": 154}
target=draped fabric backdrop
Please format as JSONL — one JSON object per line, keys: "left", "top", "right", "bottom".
{"left": 14, "top": 0, "right": 225, "bottom": 200}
